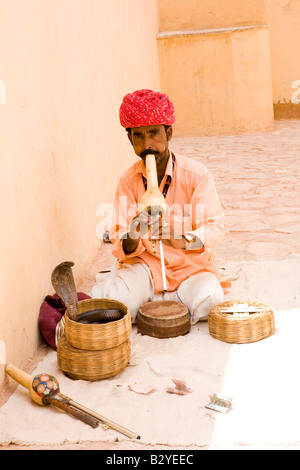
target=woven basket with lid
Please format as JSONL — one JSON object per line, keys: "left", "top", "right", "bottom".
{"left": 57, "top": 298, "right": 132, "bottom": 381}
{"left": 208, "top": 299, "right": 275, "bottom": 344}
{"left": 57, "top": 336, "right": 131, "bottom": 381}
{"left": 64, "top": 298, "right": 131, "bottom": 351}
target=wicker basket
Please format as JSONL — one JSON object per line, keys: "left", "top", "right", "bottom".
{"left": 64, "top": 298, "right": 131, "bottom": 351}
{"left": 208, "top": 299, "right": 275, "bottom": 344}
{"left": 57, "top": 335, "right": 131, "bottom": 381}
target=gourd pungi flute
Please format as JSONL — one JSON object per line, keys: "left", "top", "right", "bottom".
{"left": 140, "top": 154, "right": 168, "bottom": 291}
{"left": 5, "top": 363, "right": 140, "bottom": 440}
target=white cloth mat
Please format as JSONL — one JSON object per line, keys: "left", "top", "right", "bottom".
{"left": 1, "top": 308, "right": 300, "bottom": 448}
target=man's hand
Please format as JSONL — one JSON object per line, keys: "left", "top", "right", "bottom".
{"left": 123, "top": 207, "right": 190, "bottom": 254}
{"left": 150, "top": 211, "right": 186, "bottom": 250}
{"left": 122, "top": 209, "right": 151, "bottom": 254}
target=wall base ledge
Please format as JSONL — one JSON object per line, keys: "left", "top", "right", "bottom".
{"left": 158, "top": 24, "right": 268, "bottom": 39}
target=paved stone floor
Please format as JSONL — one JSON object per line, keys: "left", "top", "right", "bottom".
{"left": 171, "top": 120, "right": 300, "bottom": 312}
{"left": 1, "top": 119, "right": 300, "bottom": 450}
{"left": 173, "top": 119, "right": 300, "bottom": 265}
{"left": 172, "top": 120, "right": 300, "bottom": 309}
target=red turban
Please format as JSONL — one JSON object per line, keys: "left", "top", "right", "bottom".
{"left": 119, "top": 89, "right": 175, "bottom": 128}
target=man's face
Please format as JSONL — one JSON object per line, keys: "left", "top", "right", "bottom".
{"left": 128, "top": 125, "right": 172, "bottom": 167}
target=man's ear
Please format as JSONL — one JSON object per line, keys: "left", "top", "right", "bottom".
{"left": 127, "top": 130, "right": 133, "bottom": 146}
{"left": 166, "top": 126, "right": 173, "bottom": 142}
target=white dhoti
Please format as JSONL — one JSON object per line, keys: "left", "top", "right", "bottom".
{"left": 90, "top": 262, "right": 224, "bottom": 325}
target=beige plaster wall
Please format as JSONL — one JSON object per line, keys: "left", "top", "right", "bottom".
{"left": 157, "top": 0, "right": 268, "bottom": 31}
{"left": 0, "top": 0, "right": 160, "bottom": 390}
{"left": 267, "top": 0, "right": 300, "bottom": 118}
{"left": 158, "top": 26, "right": 274, "bottom": 136}
{"left": 157, "top": 0, "right": 274, "bottom": 136}
{"left": 157, "top": 0, "right": 300, "bottom": 121}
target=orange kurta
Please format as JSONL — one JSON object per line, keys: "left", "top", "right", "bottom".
{"left": 110, "top": 152, "right": 224, "bottom": 294}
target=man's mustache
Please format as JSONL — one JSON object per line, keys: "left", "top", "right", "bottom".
{"left": 140, "top": 149, "right": 160, "bottom": 159}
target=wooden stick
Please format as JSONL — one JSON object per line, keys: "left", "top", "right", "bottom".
{"left": 159, "top": 240, "right": 167, "bottom": 292}
{"left": 67, "top": 398, "right": 140, "bottom": 440}
{"left": 48, "top": 393, "right": 99, "bottom": 428}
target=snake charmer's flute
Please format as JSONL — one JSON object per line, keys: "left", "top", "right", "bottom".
{"left": 140, "top": 154, "right": 168, "bottom": 291}
{"left": 5, "top": 364, "right": 140, "bottom": 440}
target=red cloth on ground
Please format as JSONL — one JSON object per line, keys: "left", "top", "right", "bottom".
{"left": 39, "top": 292, "right": 90, "bottom": 349}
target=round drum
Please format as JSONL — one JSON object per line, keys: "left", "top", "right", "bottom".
{"left": 137, "top": 300, "right": 190, "bottom": 338}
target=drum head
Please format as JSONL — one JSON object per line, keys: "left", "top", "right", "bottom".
{"left": 137, "top": 300, "right": 190, "bottom": 338}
